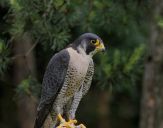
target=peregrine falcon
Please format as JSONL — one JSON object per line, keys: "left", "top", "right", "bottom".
{"left": 34, "top": 33, "right": 105, "bottom": 128}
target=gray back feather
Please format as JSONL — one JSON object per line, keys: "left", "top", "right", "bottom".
{"left": 34, "top": 49, "right": 70, "bottom": 128}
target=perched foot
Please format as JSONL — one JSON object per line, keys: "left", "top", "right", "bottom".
{"left": 76, "top": 124, "right": 86, "bottom": 128}
{"left": 57, "top": 114, "right": 66, "bottom": 123}
{"left": 67, "top": 119, "right": 78, "bottom": 128}
{"left": 56, "top": 114, "right": 77, "bottom": 128}
{"left": 56, "top": 114, "right": 86, "bottom": 128}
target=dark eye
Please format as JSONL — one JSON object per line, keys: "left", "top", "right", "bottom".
{"left": 91, "top": 40, "right": 96, "bottom": 44}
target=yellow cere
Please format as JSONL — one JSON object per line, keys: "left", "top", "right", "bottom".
{"left": 95, "top": 39, "right": 104, "bottom": 49}
{"left": 95, "top": 39, "right": 100, "bottom": 46}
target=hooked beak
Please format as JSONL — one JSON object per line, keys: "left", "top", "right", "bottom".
{"left": 101, "top": 47, "right": 105, "bottom": 52}
{"left": 95, "top": 40, "right": 105, "bottom": 52}
{"left": 100, "top": 43, "right": 105, "bottom": 52}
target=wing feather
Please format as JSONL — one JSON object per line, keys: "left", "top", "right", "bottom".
{"left": 34, "top": 49, "right": 70, "bottom": 128}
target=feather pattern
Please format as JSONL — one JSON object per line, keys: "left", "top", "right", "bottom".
{"left": 34, "top": 49, "right": 70, "bottom": 128}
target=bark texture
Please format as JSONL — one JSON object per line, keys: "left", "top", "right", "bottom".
{"left": 98, "top": 91, "right": 110, "bottom": 128}
{"left": 13, "top": 33, "right": 37, "bottom": 128}
{"left": 140, "top": 1, "right": 163, "bottom": 128}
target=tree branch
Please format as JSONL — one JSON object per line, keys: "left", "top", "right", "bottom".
{"left": 11, "top": 38, "right": 39, "bottom": 60}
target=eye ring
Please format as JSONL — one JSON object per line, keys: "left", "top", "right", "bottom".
{"left": 91, "top": 40, "right": 96, "bottom": 44}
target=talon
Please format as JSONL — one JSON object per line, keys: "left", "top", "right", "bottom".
{"left": 78, "top": 124, "right": 86, "bottom": 128}
{"left": 56, "top": 116, "right": 77, "bottom": 128}
{"left": 56, "top": 115, "right": 86, "bottom": 128}
{"left": 57, "top": 122, "right": 72, "bottom": 128}
{"left": 57, "top": 114, "right": 65, "bottom": 123}
{"left": 68, "top": 119, "right": 77, "bottom": 124}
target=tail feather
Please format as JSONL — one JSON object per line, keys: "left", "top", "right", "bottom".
{"left": 34, "top": 105, "right": 51, "bottom": 128}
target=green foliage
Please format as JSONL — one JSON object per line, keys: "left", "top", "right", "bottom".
{"left": 0, "top": 39, "right": 11, "bottom": 75}
{"left": 0, "top": 0, "right": 150, "bottom": 127}
{"left": 1, "top": 0, "right": 148, "bottom": 94}
{"left": 124, "top": 45, "right": 145, "bottom": 73}
{"left": 157, "top": 16, "right": 163, "bottom": 28}
{"left": 95, "top": 44, "right": 145, "bottom": 94}
{"left": 0, "top": 0, "right": 148, "bottom": 96}
{"left": 0, "top": 0, "right": 9, "bottom": 6}
{"left": 9, "top": 0, "right": 72, "bottom": 50}
{"left": 16, "top": 76, "right": 41, "bottom": 98}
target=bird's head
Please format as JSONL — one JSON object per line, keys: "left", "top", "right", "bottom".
{"left": 72, "top": 33, "right": 105, "bottom": 56}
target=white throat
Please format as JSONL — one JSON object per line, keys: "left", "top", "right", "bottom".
{"left": 78, "top": 45, "right": 96, "bottom": 58}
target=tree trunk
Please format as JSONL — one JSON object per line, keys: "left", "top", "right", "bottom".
{"left": 98, "top": 91, "right": 110, "bottom": 128}
{"left": 140, "top": 1, "right": 163, "bottom": 128}
{"left": 12, "top": 33, "right": 37, "bottom": 128}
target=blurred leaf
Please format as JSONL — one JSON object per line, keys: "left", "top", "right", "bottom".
{"left": 16, "top": 76, "right": 41, "bottom": 98}
{"left": 124, "top": 44, "right": 145, "bottom": 73}
{"left": 0, "top": 39, "right": 11, "bottom": 75}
